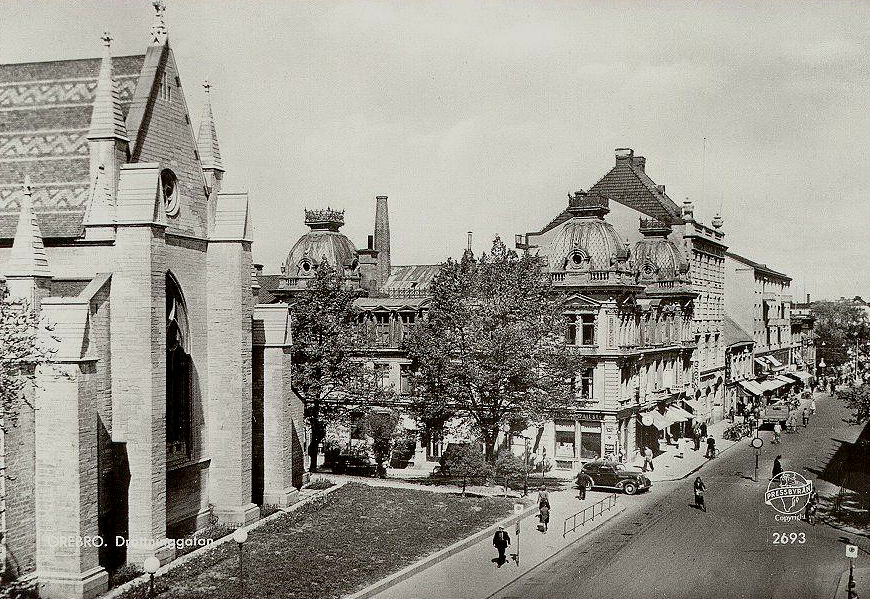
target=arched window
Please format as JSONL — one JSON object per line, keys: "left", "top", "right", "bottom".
{"left": 166, "top": 274, "right": 191, "bottom": 457}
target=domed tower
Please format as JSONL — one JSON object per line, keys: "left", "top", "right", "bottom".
{"left": 633, "top": 217, "right": 691, "bottom": 294}
{"left": 546, "top": 190, "right": 636, "bottom": 287}
{"left": 282, "top": 208, "right": 360, "bottom": 290}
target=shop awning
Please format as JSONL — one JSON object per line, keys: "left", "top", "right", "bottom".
{"left": 775, "top": 374, "right": 795, "bottom": 385}
{"left": 640, "top": 410, "right": 670, "bottom": 430}
{"left": 786, "top": 370, "right": 813, "bottom": 383}
{"left": 664, "top": 407, "right": 693, "bottom": 425}
{"left": 766, "top": 355, "right": 784, "bottom": 367}
{"left": 758, "top": 378, "right": 787, "bottom": 392}
{"left": 682, "top": 399, "right": 702, "bottom": 413}
{"left": 754, "top": 358, "right": 769, "bottom": 369}
{"left": 738, "top": 380, "right": 764, "bottom": 396}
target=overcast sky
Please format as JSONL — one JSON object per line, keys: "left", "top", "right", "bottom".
{"left": 2, "top": 1, "right": 868, "bottom": 300}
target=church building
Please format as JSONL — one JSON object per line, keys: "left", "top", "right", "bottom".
{"left": 0, "top": 6, "right": 304, "bottom": 598}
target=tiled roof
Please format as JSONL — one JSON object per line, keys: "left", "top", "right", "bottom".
{"left": 0, "top": 54, "right": 144, "bottom": 239}
{"left": 588, "top": 154, "right": 683, "bottom": 225}
{"left": 254, "top": 273, "right": 282, "bottom": 304}
{"left": 725, "top": 251, "right": 791, "bottom": 281}
{"left": 382, "top": 264, "right": 440, "bottom": 294}
{"left": 723, "top": 314, "right": 753, "bottom": 347}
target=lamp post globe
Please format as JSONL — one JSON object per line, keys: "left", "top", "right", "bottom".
{"left": 233, "top": 528, "right": 248, "bottom": 544}
{"left": 143, "top": 556, "right": 160, "bottom": 574}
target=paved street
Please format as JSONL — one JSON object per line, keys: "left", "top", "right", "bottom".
{"left": 493, "top": 391, "right": 869, "bottom": 599}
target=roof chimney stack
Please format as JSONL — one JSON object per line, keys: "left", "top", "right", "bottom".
{"left": 681, "top": 198, "right": 695, "bottom": 222}
{"left": 615, "top": 148, "right": 634, "bottom": 163}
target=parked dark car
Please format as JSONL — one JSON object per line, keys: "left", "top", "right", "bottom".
{"left": 331, "top": 454, "right": 377, "bottom": 477}
{"left": 577, "top": 460, "right": 651, "bottom": 495}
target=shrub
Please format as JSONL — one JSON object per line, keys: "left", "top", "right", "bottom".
{"left": 0, "top": 578, "right": 38, "bottom": 599}
{"left": 109, "top": 563, "right": 145, "bottom": 588}
{"left": 440, "top": 444, "right": 490, "bottom": 496}
{"left": 305, "top": 476, "right": 335, "bottom": 490}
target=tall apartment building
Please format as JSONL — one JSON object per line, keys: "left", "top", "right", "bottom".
{"left": 724, "top": 252, "right": 796, "bottom": 377}
{"left": 587, "top": 149, "right": 727, "bottom": 425}
{"left": 680, "top": 202, "right": 728, "bottom": 421}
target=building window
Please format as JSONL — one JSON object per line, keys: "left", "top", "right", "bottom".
{"left": 166, "top": 275, "right": 191, "bottom": 458}
{"left": 581, "top": 314, "right": 595, "bottom": 345}
{"left": 580, "top": 367, "right": 594, "bottom": 400}
{"left": 580, "top": 422, "right": 602, "bottom": 459}
{"left": 399, "top": 364, "right": 413, "bottom": 395}
{"left": 374, "top": 363, "right": 390, "bottom": 388}
{"left": 566, "top": 314, "right": 577, "bottom": 345}
{"left": 161, "top": 169, "right": 179, "bottom": 216}
{"left": 555, "top": 429, "right": 576, "bottom": 459}
{"left": 375, "top": 313, "right": 391, "bottom": 346}
{"left": 160, "top": 71, "right": 171, "bottom": 102}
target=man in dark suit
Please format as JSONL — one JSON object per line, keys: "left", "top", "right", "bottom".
{"left": 492, "top": 526, "right": 511, "bottom": 566}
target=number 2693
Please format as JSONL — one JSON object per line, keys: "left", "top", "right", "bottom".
{"left": 772, "top": 532, "right": 806, "bottom": 544}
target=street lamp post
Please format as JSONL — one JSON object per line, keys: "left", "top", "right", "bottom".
{"left": 541, "top": 447, "right": 546, "bottom": 484}
{"left": 521, "top": 435, "right": 530, "bottom": 496}
{"left": 143, "top": 556, "right": 160, "bottom": 598}
{"left": 233, "top": 528, "right": 249, "bottom": 598}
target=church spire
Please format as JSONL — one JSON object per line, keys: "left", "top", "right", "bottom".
{"left": 87, "top": 31, "right": 128, "bottom": 143}
{"left": 150, "top": 0, "right": 168, "bottom": 46}
{"left": 7, "top": 176, "right": 50, "bottom": 279}
{"left": 197, "top": 80, "right": 224, "bottom": 173}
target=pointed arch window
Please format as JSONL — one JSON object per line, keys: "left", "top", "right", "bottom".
{"left": 167, "top": 274, "right": 191, "bottom": 457}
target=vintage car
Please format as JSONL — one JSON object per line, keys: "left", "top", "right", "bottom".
{"left": 577, "top": 460, "right": 652, "bottom": 495}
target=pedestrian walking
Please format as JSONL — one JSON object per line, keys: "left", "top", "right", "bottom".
{"left": 700, "top": 421, "right": 708, "bottom": 439}
{"left": 537, "top": 486, "right": 550, "bottom": 509}
{"left": 694, "top": 477, "right": 707, "bottom": 512}
{"left": 576, "top": 473, "right": 588, "bottom": 500}
{"left": 773, "top": 421, "right": 782, "bottom": 444}
{"left": 643, "top": 446, "right": 654, "bottom": 472}
{"left": 693, "top": 432, "right": 701, "bottom": 451}
{"left": 802, "top": 408, "right": 809, "bottom": 427}
{"left": 810, "top": 399, "right": 816, "bottom": 415}
{"left": 492, "top": 526, "right": 511, "bottom": 567}
{"left": 728, "top": 407, "right": 735, "bottom": 423}
{"left": 830, "top": 380, "right": 836, "bottom": 395}
{"left": 706, "top": 436, "right": 716, "bottom": 459}
{"left": 786, "top": 414, "right": 796, "bottom": 433}
{"left": 538, "top": 503, "right": 550, "bottom": 533}
{"left": 772, "top": 455, "right": 783, "bottom": 479}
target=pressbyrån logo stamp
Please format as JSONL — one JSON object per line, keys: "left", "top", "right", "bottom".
{"left": 765, "top": 471, "right": 813, "bottom": 516}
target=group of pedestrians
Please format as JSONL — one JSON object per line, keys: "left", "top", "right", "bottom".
{"left": 491, "top": 485, "right": 552, "bottom": 566}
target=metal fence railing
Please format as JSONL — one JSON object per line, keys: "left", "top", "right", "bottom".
{"left": 562, "top": 493, "right": 618, "bottom": 538}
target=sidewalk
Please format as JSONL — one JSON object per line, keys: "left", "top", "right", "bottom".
{"left": 630, "top": 389, "right": 824, "bottom": 482}
{"left": 360, "top": 487, "right": 623, "bottom": 599}
{"left": 834, "top": 566, "right": 869, "bottom": 599}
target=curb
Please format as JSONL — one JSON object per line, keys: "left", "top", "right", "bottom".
{"left": 653, "top": 437, "right": 743, "bottom": 482}
{"left": 485, "top": 504, "right": 627, "bottom": 599}
{"left": 345, "top": 501, "right": 537, "bottom": 599}
{"left": 102, "top": 481, "right": 347, "bottom": 598}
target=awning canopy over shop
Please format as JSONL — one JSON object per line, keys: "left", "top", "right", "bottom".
{"left": 758, "top": 378, "right": 787, "bottom": 392}
{"left": 737, "top": 380, "right": 764, "bottom": 396}
{"left": 663, "top": 407, "right": 694, "bottom": 425}
{"left": 640, "top": 410, "right": 670, "bottom": 430}
{"left": 754, "top": 358, "right": 769, "bottom": 369}
{"left": 786, "top": 370, "right": 813, "bottom": 383}
{"left": 683, "top": 399, "right": 702, "bottom": 413}
{"left": 766, "top": 355, "right": 784, "bottom": 368}
{"left": 775, "top": 374, "right": 795, "bottom": 385}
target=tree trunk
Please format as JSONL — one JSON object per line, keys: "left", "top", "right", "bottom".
{"left": 483, "top": 428, "right": 497, "bottom": 463}
{"left": 462, "top": 476, "right": 467, "bottom": 497}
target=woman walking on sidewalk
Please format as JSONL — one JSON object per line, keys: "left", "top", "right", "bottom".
{"left": 694, "top": 477, "right": 707, "bottom": 512}
{"left": 810, "top": 398, "right": 816, "bottom": 415}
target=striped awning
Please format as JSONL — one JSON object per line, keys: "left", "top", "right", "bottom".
{"left": 640, "top": 410, "right": 670, "bottom": 430}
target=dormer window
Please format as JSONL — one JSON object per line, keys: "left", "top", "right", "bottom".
{"left": 300, "top": 261, "right": 312, "bottom": 273}
{"left": 161, "top": 169, "right": 180, "bottom": 216}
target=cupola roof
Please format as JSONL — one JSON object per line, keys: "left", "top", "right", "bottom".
{"left": 284, "top": 208, "right": 359, "bottom": 277}
{"left": 633, "top": 217, "right": 690, "bottom": 292}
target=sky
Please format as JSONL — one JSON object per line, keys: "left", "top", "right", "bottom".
{"left": 2, "top": 0, "right": 869, "bottom": 300}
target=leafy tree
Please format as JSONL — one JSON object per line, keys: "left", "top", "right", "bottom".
{"left": 440, "top": 444, "right": 490, "bottom": 496}
{"left": 840, "top": 383, "right": 870, "bottom": 424}
{"left": 290, "top": 264, "right": 388, "bottom": 472}
{"left": 406, "top": 237, "right": 585, "bottom": 462}
{"left": 364, "top": 409, "right": 401, "bottom": 478}
{"left": 812, "top": 300, "right": 870, "bottom": 368}
{"left": 493, "top": 450, "right": 526, "bottom": 495}
{"left": 0, "top": 291, "right": 53, "bottom": 580}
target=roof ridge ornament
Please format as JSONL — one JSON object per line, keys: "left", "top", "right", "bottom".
{"left": 150, "top": 0, "right": 168, "bottom": 46}
{"left": 7, "top": 175, "right": 51, "bottom": 279}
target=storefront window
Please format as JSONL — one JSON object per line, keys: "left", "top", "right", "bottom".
{"left": 580, "top": 422, "right": 601, "bottom": 459}
{"left": 555, "top": 430, "right": 575, "bottom": 458}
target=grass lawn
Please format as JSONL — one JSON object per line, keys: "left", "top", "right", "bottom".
{"left": 117, "top": 482, "right": 520, "bottom": 599}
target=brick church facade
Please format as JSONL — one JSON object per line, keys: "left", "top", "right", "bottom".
{"left": 0, "top": 7, "right": 303, "bottom": 598}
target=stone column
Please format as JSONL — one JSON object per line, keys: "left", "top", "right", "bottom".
{"left": 253, "top": 304, "right": 299, "bottom": 507}
{"left": 206, "top": 192, "right": 258, "bottom": 526}
{"left": 34, "top": 301, "right": 108, "bottom": 599}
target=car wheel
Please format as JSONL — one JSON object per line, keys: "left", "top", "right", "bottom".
{"left": 585, "top": 478, "right": 594, "bottom": 491}
{"left": 623, "top": 482, "right": 637, "bottom": 495}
